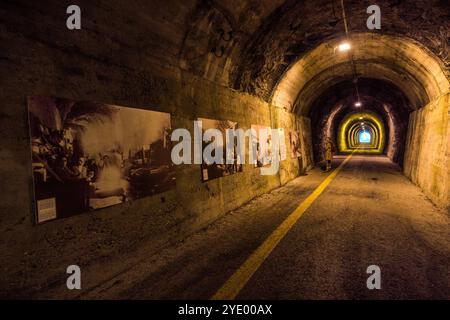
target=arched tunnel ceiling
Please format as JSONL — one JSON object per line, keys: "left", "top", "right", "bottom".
{"left": 12, "top": 0, "right": 447, "bottom": 101}
{"left": 309, "top": 78, "right": 411, "bottom": 116}
{"left": 6, "top": 1, "right": 448, "bottom": 113}
{"left": 177, "top": 0, "right": 449, "bottom": 107}
{"left": 271, "top": 33, "right": 449, "bottom": 114}
{"left": 228, "top": 0, "right": 450, "bottom": 100}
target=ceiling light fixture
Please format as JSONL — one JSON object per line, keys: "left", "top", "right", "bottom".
{"left": 339, "top": 0, "right": 361, "bottom": 110}
{"left": 338, "top": 42, "right": 351, "bottom": 52}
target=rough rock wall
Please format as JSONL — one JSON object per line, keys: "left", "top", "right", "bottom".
{"left": 233, "top": 0, "right": 450, "bottom": 100}
{"left": 404, "top": 93, "right": 450, "bottom": 210}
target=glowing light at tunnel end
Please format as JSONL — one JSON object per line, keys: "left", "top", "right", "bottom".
{"left": 338, "top": 111, "right": 385, "bottom": 154}
{"left": 359, "top": 131, "right": 371, "bottom": 143}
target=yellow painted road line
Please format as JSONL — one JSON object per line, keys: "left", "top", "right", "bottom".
{"left": 211, "top": 153, "right": 354, "bottom": 300}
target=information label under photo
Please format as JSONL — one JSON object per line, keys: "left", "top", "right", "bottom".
{"left": 37, "top": 197, "right": 57, "bottom": 223}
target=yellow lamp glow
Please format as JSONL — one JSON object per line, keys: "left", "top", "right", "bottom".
{"left": 338, "top": 111, "right": 385, "bottom": 154}
{"left": 338, "top": 42, "right": 351, "bottom": 52}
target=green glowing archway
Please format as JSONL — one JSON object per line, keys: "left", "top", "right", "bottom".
{"left": 338, "top": 111, "right": 385, "bottom": 154}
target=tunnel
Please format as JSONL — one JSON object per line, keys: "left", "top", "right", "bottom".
{"left": 338, "top": 110, "right": 386, "bottom": 154}
{"left": 272, "top": 33, "right": 447, "bottom": 170}
{"left": 0, "top": 0, "right": 449, "bottom": 301}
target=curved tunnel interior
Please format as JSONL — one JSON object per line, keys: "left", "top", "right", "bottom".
{"left": 338, "top": 110, "right": 386, "bottom": 154}
{"left": 268, "top": 34, "right": 448, "bottom": 170}
{"left": 309, "top": 78, "right": 412, "bottom": 165}
{"left": 0, "top": 0, "right": 449, "bottom": 299}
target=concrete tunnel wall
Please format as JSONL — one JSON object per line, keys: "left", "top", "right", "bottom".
{"left": 0, "top": 0, "right": 449, "bottom": 297}
{"left": 0, "top": 1, "right": 314, "bottom": 296}
{"left": 404, "top": 93, "right": 450, "bottom": 210}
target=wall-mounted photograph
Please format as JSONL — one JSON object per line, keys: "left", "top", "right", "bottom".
{"left": 28, "top": 96, "right": 175, "bottom": 223}
{"left": 251, "top": 124, "right": 272, "bottom": 168}
{"left": 289, "top": 130, "right": 302, "bottom": 158}
{"left": 278, "top": 128, "right": 287, "bottom": 161}
{"left": 199, "top": 118, "right": 243, "bottom": 182}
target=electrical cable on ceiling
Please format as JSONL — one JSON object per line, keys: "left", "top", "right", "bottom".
{"left": 339, "top": 0, "right": 361, "bottom": 104}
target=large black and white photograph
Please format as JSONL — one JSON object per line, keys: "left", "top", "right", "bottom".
{"left": 199, "top": 118, "right": 243, "bottom": 182}
{"left": 28, "top": 96, "right": 175, "bottom": 223}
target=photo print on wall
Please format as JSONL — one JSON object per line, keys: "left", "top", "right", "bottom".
{"left": 199, "top": 118, "right": 243, "bottom": 182}
{"left": 278, "top": 128, "right": 287, "bottom": 161}
{"left": 28, "top": 96, "right": 176, "bottom": 223}
{"left": 251, "top": 124, "right": 273, "bottom": 168}
{"left": 289, "top": 129, "right": 302, "bottom": 158}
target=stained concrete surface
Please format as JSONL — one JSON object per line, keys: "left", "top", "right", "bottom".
{"left": 1, "top": 2, "right": 448, "bottom": 298}
{"left": 43, "top": 155, "right": 449, "bottom": 300}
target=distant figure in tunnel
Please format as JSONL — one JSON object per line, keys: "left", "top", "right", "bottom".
{"left": 324, "top": 137, "right": 335, "bottom": 172}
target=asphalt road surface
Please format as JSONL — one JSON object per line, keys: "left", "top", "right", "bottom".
{"left": 78, "top": 155, "right": 450, "bottom": 299}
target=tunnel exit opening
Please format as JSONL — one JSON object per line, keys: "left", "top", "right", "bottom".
{"left": 359, "top": 131, "right": 370, "bottom": 144}
{"left": 337, "top": 111, "right": 385, "bottom": 155}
